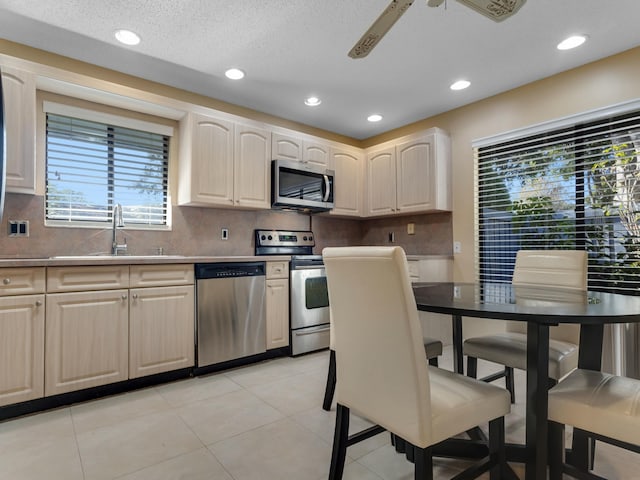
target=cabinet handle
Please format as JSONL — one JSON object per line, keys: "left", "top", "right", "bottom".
{"left": 2, "top": 278, "right": 10, "bottom": 285}
{"left": 132, "top": 293, "right": 138, "bottom": 299}
{"left": 35, "top": 300, "right": 43, "bottom": 307}
{"left": 121, "top": 294, "right": 128, "bottom": 301}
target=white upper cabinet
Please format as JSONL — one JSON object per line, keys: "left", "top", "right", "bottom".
{"left": 234, "top": 123, "right": 271, "bottom": 209}
{"left": 178, "top": 112, "right": 271, "bottom": 209}
{"left": 1, "top": 66, "right": 36, "bottom": 194}
{"left": 272, "top": 133, "right": 302, "bottom": 161}
{"left": 366, "top": 145, "right": 397, "bottom": 216}
{"left": 272, "top": 132, "right": 331, "bottom": 168}
{"left": 330, "top": 146, "right": 363, "bottom": 217}
{"left": 303, "top": 140, "right": 330, "bottom": 168}
{"left": 365, "top": 128, "right": 451, "bottom": 217}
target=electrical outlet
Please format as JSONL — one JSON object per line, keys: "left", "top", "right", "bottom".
{"left": 407, "top": 222, "right": 415, "bottom": 235}
{"left": 221, "top": 228, "right": 229, "bottom": 240}
{"left": 8, "top": 220, "right": 29, "bottom": 237}
{"left": 453, "top": 241, "right": 462, "bottom": 254}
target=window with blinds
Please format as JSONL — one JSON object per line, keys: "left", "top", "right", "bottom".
{"left": 45, "top": 112, "right": 169, "bottom": 228}
{"left": 477, "top": 108, "right": 640, "bottom": 294}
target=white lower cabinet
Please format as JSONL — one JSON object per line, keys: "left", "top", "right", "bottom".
{"left": 0, "top": 294, "right": 45, "bottom": 407}
{"left": 44, "top": 264, "right": 195, "bottom": 397}
{"left": 408, "top": 257, "right": 453, "bottom": 346}
{"left": 45, "top": 289, "right": 129, "bottom": 396}
{"left": 266, "top": 261, "right": 289, "bottom": 350}
{"left": 129, "top": 285, "right": 195, "bottom": 378}
{"left": 266, "top": 278, "right": 289, "bottom": 349}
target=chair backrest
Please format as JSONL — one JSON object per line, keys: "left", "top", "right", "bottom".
{"left": 508, "top": 250, "right": 587, "bottom": 343}
{"left": 322, "top": 246, "right": 433, "bottom": 447}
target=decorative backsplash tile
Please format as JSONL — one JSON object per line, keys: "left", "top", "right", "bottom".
{"left": 0, "top": 193, "right": 451, "bottom": 258}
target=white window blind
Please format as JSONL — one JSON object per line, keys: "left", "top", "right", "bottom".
{"left": 45, "top": 112, "right": 169, "bottom": 227}
{"left": 476, "top": 109, "right": 640, "bottom": 294}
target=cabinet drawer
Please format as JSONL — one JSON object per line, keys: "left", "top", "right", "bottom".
{"left": 47, "top": 266, "right": 130, "bottom": 293}
{"left": 266, "top": 261, "right": 289, "bottom": 279}
{"left": 130, "top": 264, "right": 194, "bottom": 287}
{"left": 0, "top": 268, "right": 46, "bottom": 296}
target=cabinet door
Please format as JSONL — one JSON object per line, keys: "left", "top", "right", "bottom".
{"left": 303, "top": 140, "right": 330, "bottom": 168}
{"left": 266, "top": 279, "right": 289, "bottom": 349}
{"left": 129, "top": 285, "right": 194, "bottom": 378}
{"left": 45, "top": 290, "right": 129, "bottom": 396}
{"left": 1, "top": 66, "right": 36, "bottom": 193}
{"left": 234, "top": 124, "right": 271, "bottom": 209}
{"left": 366, "top": 146, "right": 396, "bottom": 216}
{"left": 0, "top": 294, "right": 44, "bottom": 407}
{"left": 396, "top": 136, "right": 435, "bottom": 212}
{"left": 330, "top": 147, "right": 363, "bottom": 217}
{"left": 272, "top": 133, "right": 302, "bottom": 161}
{"left": 187, "top": 113, "right": 235, "bottom": 206}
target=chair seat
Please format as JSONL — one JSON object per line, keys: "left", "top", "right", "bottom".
{"left": 423, "top": 336, "right": 443, "bottom": 359}
{"left": 548, "top": 369, "right": 640, "bottom": 446}
{"left": 429, "top": 367, "right": 511, "bottom": 445}
{"left": 463, "top": 332, "right": 578, "bottom": 380}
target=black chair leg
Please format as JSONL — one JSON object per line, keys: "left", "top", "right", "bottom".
{"left": 323, "top": 349, "right": 336, "bottom": 411}
{"left": 413, "top": 445, "right": 434, "bottom": 480}
{"left": 328, "top": 403, "right": 349, "bottom": 480}
{"left": 428, "top": 356, "right": 439, "bottom": 367}
{"left": 548, "top": 420, "right": 565, "bottom": 480}
{"left": 489, "top": 416, "right": 506, "bottom": 480}
{"left": 467, "top": 356, "right": 477, "bottom": 378}
{"left": 505, "top": 367, "right": 515, "bottom": 403}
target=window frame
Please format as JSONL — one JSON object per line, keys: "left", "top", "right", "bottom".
{"left": 42, "top": 99, "right": 174, "bottom": 231}
{"left": 474, "top": 98, "right": 640, "bottom": 293}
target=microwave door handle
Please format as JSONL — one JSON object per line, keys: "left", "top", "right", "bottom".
{"left": 322, "top": 175, "right": 330, "bottom": 202}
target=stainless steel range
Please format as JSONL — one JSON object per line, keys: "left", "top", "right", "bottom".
{"left": 255, "top": 229, "right": 330, "bottom": 356}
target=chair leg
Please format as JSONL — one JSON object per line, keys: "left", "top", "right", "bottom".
{"left": 488, "top": 416, "right": 506, "bottom": 480}
{"left": 322, "top": 349, "right": 336, "bottom": 411}
{"left": 505, "top": 367, "right": 515, "bottom": 403}
{"left": 428, "top": 356, "right": 439, "bottom": 367}
{"left": 467, "top": 355, "right": 477, "bottom": 378}
{"left": 328, "top": 403, "right": 350, "bottom": 480}
{"left": 413, "top": 445, "right": 434, "bottom": 480}
{"left": 548, "top": 420, "right": 565, "bottom": 480}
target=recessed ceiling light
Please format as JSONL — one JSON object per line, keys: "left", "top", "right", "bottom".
{"left": 367, "top": 114, "right": 383, "bottom": 123}
{"left": 114, "top": 29, "right": 141, "bottom": 46}
{"left": 450, "top": 80, "right": 471, "bottom": 91}
{"left": 557, "top": 35, "right": 588, "bottom": 50}
{"left": 304, "top": 96, "right": 322, "bottom": 106}
{"left": 225, "top": 68, "right": 245, "bottom": 80}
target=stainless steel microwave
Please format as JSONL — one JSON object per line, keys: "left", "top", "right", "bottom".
{"left": 271, "top": 159, "right": 334, "bottom": 212}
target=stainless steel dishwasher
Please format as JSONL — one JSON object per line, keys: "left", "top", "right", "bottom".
{"left": 195, "top": 262, "right": 266, "bottom": 368}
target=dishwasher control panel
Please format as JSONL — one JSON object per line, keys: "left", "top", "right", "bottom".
{"left": 195, "top": 262, "right": 265, "bottom": 279}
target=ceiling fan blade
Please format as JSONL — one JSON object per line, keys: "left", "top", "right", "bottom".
{"left": 348, "top": 0, "right": 414, "bottom": 59}
{"left": 456, "top": 0, "right": 526, "bottom": 22}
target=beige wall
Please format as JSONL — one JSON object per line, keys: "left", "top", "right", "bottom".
{"left": 364, "top": 47, "right": 640, "bottom": 282}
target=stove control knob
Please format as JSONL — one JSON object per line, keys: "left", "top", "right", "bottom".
{"left": 261, "top": 235, "right": 266, "bottom": 240}
{"left": 268, "top": 235, "right": 273, "bottom": 240}
{"left": 309, "top": 236, "right": 313, "bottom": 242}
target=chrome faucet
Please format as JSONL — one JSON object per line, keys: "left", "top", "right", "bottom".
{"left": 111, "top": 203, "right": 127, "bottom": 255}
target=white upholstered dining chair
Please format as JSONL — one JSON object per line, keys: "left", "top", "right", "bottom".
{"left": 463, "top": 249, "right": 587, "bottom": 402}
{"left": 323, "top": 246, "right": 510, "bottom": 480}
{"left": 322, "top": 309, "right": 443, "bottom": 411}
{"left": 548, "top": 369, "right": 640, "bottom": 479}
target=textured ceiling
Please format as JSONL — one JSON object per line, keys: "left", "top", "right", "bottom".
{"left": 0, "top": 0, "right": 639, "bottom": 139}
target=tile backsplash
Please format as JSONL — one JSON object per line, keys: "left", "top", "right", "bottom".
{"left": 0, "top": 193, "right": 451, "bottom": 258}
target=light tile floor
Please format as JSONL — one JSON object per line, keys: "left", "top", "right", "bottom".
{"left": 0, "top": 347, "right": 637, "bottom": 479}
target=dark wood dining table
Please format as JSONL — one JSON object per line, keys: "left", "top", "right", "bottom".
{"left": 412, "top": 282, "right": 640, "bottom": 480}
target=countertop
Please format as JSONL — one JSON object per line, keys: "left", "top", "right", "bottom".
{"left": 0, "top": 255, "right": 291, "bottom": 268}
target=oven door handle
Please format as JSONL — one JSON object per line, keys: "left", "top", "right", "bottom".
{"left": 294, "top": 325, "right": 331, "bottom": 336}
